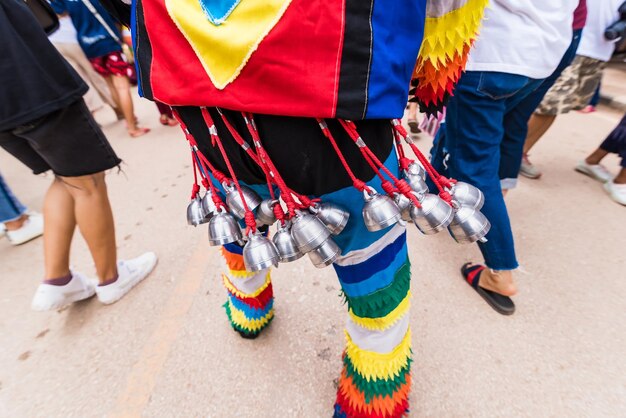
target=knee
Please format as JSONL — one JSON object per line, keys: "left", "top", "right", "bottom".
{"left": 57, "top": 172, "right": 107, "bottom": 197}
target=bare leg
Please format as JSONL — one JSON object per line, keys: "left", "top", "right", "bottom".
{"left": 407, "top": 102, "right": 418, "bottom": 121}
{"left": 524, "top": 113, "right": 557, "bottom": 154}
{"left": 478, "top": 268, "right": 517, "bottom": 296}
{"left": 104, "top": 76, "right": 123, "bottom": 119}
{"left": 585, "top": 148, "right": 610, "bottom": 165}
{"left": 43, "top": 178, "right": 76, "bottom": 279}
{"left": 58, "top": 173, "right": 117, "bottom": 283}
{"left": 614, "top": 168, "right": 626, "bottom": 184}
{"left": 110, "top": 75, "right": 149, "bottom": 137}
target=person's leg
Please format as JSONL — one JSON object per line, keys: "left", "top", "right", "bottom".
{"left": 110, "top": 74, "right": 147, "bottom": 136}
{"left": 431, "top": 71, "right": 520, "bottom": 295}
{"left": 56, "top": 173, "right": 117, "bottom": 283}
{"left": 406, "top": 103, "right": 420, "bottom": 134}
{"left": 0, "top": 172, "right": 28, "bottom": 226}
{"left": 42, "top": 177, "right": 76, "bottom": 279}
{"left": 523, "top": 114, "right": 557, "bottom": 155}
{"left": 221, "top": 243, "right": 274, "bottom": 338}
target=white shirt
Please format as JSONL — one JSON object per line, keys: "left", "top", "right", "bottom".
{"left": 577, "top": 0, "right": 621, "bottom": 62}
{"left": 48, "top": 16, "right": 78, "bottom": 44}
{"left": 466, "top": 0, "right": 578, "bottom": 79}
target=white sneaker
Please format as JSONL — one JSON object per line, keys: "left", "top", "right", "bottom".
{"left": 31, "top": 271, "right": 96, "bottom": 311}
{"left": 575, "top": 161, "right": 613, "bottom": 183}
{"left": 6, "top": 213, "right": 43, "bottom": 245}
{"left": 604, "top": 181, "right": 626, "bottom": 206}
{"left": 96, "top": 252, "right": 158, "bottom": 305}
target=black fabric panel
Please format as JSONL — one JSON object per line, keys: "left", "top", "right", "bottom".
{"left": 96, "top": 0, "right": 131, "bottom": 26}
{"left": 175, "top": 107, "right": 394, "bottom": 197}
{"left": 335, "top": 0, "right": 374, "bottom": 120}
{"left": 134, "top": 0, "right": 153, "bottom": 100}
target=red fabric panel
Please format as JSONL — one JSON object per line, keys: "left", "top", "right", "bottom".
{"left": 142, "top": 0, "right": 345, "bottom": 118}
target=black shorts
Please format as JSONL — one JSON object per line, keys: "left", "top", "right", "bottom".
{"left": 0, "top": 99, "right": 121, "bottom": 177}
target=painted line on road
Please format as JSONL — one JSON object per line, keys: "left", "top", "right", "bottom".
{"left": 110, "top": 239, "right": 211, "bottom": 418}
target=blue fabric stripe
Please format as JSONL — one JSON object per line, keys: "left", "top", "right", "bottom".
{"left": 222, "top": 242, "right": 243, "bottom": 255}
{"left": 333, "top": 231, "right": 406, "bottom": 284}
{"left": 366, "top": 0, "right": 426, "bottom": 118}
{"left": 338, "top": 245, "right": 408, "bottom": 298}
{"left": 228, "top": 294, "right": 274, "bottom": 319}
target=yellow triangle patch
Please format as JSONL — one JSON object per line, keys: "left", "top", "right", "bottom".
{"left": 165, "top": 0, "right": 292, "bottom": 89}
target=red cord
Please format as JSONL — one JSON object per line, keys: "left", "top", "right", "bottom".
{"left": 317, "top": 119, "right": 367, "bottom": 192}
{"left": 200, "top": 109, "right": 256, "bottom": 232}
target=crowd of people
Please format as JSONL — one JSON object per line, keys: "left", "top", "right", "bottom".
{"left": 1, "top": 0, "right": 625, "bottom": 417}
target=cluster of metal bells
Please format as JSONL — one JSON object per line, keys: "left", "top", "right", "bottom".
{"left": 359, "top": 161, "right": 491, "bottom": 244}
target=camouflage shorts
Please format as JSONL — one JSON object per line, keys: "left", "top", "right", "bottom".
{"left": 536, "top": 55, "right": 606, "bottom": 116}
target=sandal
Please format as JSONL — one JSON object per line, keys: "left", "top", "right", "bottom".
{"left": 461, "top": 262, "right": 515, "bottom": 315}
{"left": 407, "top": 118, "right": 421, "bottom": 134}
{"left": 128, "top": 127, "right": 150, "bottom": 138}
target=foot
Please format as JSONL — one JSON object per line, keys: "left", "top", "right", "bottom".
{"left": 519, "top": 154, "right": 542, "bottom": 179}
{"left": 407, "top": 118, "right": 421, "bottom": 135}
{"left": 159, "top": 115, "right": 179, "bottom": 126}
{"left": 6, "top": 213, "right": 43, "bottom": 245}
{"left": 95, "top": 252, "right": 158, "bottom": 304}
{"left": 31, "top": 271, "right": 96, "bottom": 311}
{"left": 128, "top": 126, "right": 150, "bottom": 138}
{"left": 478, "top": 268, "right": 518, "bottom": 297}
{"left": 578, "top": 105, "right": 596, "bottom": 114}
{"left": 575, "top": 160, "right": 613, "bottom": 183}
{"left": 604, "top": 180, "right": 626, "bottom": 206}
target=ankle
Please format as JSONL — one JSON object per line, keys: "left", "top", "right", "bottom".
{"left": 5, "top": 214, "right": 28, "bottom": 231}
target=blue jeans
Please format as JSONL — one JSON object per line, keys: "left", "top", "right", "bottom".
{"left": 431, "top": 71, "right": 543, "bottom": 270}
{"left": 0, "top": 173, "right": 26, "bottom": 223}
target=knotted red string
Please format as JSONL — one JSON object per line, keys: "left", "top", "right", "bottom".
{"left": 317, "top": 119, "right": 367, "bottom": 192}
{"left": 200, "top": 108, "right": 257, "bottom": 233}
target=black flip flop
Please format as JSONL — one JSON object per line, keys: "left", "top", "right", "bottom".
{"left": 461, "top": 263, "right": 515, "bottom": 315}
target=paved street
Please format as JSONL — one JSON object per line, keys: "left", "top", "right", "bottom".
{"left": 0, "top": 94, "right": 625, "bottom": 417}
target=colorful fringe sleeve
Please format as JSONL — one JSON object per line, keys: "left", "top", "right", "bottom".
{"left": 410, "top": 0, "right": 489, "bottom": 116}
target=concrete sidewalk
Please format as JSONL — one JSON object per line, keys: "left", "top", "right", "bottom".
{"left": 600, "top": 63, "right": 626, "bottom": 111}
{"left": 0, "top": 98, "right": 625, "bottom": 417}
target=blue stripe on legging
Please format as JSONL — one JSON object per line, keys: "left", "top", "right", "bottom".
{"left": 337, "top": 243, "right": 408, "bottom": 298}
{"left": 228, "top": 293, "right": 274, "bottom": 319}
{"left": 333, "top": 231, "right": 405, "bottom": 284}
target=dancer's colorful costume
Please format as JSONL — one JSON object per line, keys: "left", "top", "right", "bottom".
{"left": 101, "top": 0, "right": 488, "bottom": 416}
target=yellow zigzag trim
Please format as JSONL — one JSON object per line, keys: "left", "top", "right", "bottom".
{"left": 228, "top": 300, "right": 274, "bottom": 332}
{"left": 418, "top": 0, "right": 489, "bottom": 68}
{"left": 228, "top": 268, "right": 256, "bottom": 279}
{"left": 345, "top": 329, "right": 412, "bottom": 382}
{"left": 222, "top": 273, "right": 271, "bottom": 298}
{"left": 349, "top": 292, "right": 411, "bottom": 331}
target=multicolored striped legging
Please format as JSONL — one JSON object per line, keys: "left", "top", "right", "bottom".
{"left": 176, "top": 107, "right": 412, "bottom": 417}
{"left": 218, "top": 151, "right": 411, "bottom": 418}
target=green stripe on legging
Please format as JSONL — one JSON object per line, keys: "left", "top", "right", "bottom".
{"left": 343, "top": 261, "right": 411, "bottom": 319}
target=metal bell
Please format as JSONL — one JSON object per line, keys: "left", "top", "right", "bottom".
{"left": 272, "top": 223, "right": 304, "bottom": 262}
{"left": 256, "top": 199, "right": 278, "bottom": 226}
{"left": 201, "top": 191, "right": 218, "bottom": 221}
{"left": 403, "top": 162, "right": 428, "bottom": 195}
{"left": 447, "top": 206, "right": 491, "bottom": 244}
{"left": 207, "top": 208, "right": 243, "bottom": 246}
{"left": 394, "top": 193, "right": 413, "bottom": 222}
{"left": 311, "top": 202, "right": 350, "bottom": 235}
{"left": 409, "top": 193, "right": 454, "bottom": 235}
{"left": 224, "top": 184, "right": 262, "bottom": 219}
{"left": 186, "top": 196, "right": 207, "bottom": 226}
{"left": 405, "top": 161, "right": 426, "bottom": 180}
{"left": 243, "top": 231, "right": 280, "bottom": 272}
{"left": 450, "top": 181, "right": 484, "bottom": 210}
{"left": 290, "top": 211, "right": 332, "bottom": 253}
{"left": 308, "top": 237, "right": 342, "bottom": 268}
{"left": 362, "top": 189, "right": 402, "bottom": 232}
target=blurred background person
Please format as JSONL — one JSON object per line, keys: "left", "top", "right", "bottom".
{"left": 0, "top": 173, "right": 43, "bottom": 245}
{"left": 520, "top": 0, "right": 622, "bottom": 179}
{"left": 51, "top": 0, "right": 150, "bottom": 137}
{"left": 48, "top": 15, "right": 119, "bottom": 117}
{"left": 577, "top": 113, "right": 626, "bottom": 205}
